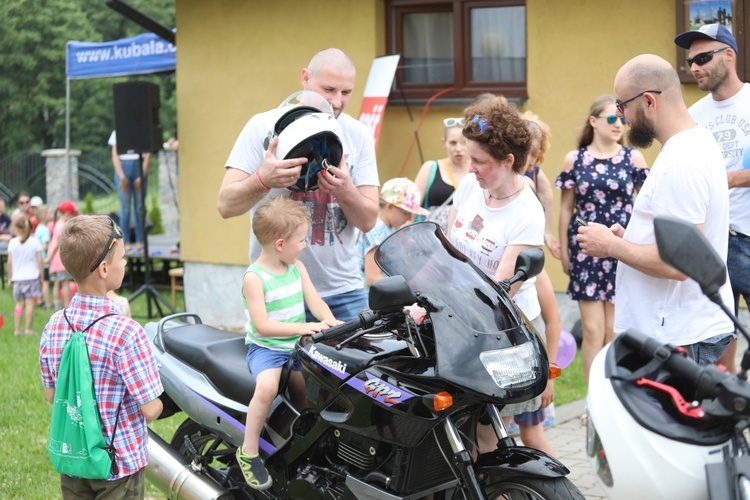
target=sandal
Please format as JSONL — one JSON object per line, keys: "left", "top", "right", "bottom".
{"left": 24, "top": 330, "right": 37, "bottom": 336}
{"left": 236, "top": 447, "right": 272, "bottom": 490}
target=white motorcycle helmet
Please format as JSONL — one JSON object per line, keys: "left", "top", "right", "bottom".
{"left": 264, "top": 90, "right": 343, "bottom": 192}
{"left": 586, "top": 339, "right": 732, "bottom": 500}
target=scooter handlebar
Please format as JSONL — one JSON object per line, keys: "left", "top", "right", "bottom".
{"left": 620, "top": 329, "right": 728, "bottom": 400}
{"left": 311, "top": 310, "right": 380, "bottom": 343}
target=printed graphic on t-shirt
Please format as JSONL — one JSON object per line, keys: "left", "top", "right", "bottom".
{"left": 452, "top": 214, "right": 502, "bottom": 271}
{"left": 700, "top": 113, "right": 750, "bottom": 168}
{"left": 289, "top": 190, "right": 347, "bottom": 246}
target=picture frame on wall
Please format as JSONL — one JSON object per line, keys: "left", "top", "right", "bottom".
{"left": 675, "top": 0, "right": 747, "bottom": 83}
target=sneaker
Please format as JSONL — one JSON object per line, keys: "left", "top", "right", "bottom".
{"left": 236, "top": 447, "right": 272, "bottom": 490}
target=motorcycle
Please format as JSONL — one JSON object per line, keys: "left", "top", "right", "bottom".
{"left": 144, "top": 221, "right": 584, "bottom": 499}
{"left": 587, "top": 216, "right": 750, "bottom": 500}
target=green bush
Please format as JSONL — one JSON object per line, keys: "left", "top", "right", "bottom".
{"left": 82, "top": 192, "right": 95, "bottom": 215}
{"left": 148, "top": 194, "right": 164, "bottom": 235}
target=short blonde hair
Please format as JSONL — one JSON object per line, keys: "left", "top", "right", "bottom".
{"left": 59, "top": 215, "right": 117, "bottom": 282}
{"left": 253, "top": 196, "right": 311, "bottom": 245}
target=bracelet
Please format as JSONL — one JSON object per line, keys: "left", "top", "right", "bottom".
{"left": 255, "top": 169, "right": 270, "bottom": 191}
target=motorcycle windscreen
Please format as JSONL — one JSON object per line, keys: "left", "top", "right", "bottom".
{"left": 374, "top": 222, "right": 547, "bottom": 401}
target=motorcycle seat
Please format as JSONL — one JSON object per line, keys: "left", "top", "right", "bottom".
{"left": 162, "top": 323, "right": 256, "bottom": 406}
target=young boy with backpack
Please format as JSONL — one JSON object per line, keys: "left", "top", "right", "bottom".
{"left": 39, "top": 214, "right": 163, "bottom": 498}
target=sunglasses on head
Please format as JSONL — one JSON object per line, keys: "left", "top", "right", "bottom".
{"left": 443, "top": 117, "right": 465, "bottom": 127}
{"left": 598, "top": 114, "right": 626, "bottom": 125}
{"left": 686, "top": 47, "right": 728, "bottom": 67}
{"left": 89, "top": 218, "right": 123, "bottom": 272}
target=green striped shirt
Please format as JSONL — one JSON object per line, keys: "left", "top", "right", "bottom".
{"left": 243, "top": 263, "right": 305, "bottom": 351}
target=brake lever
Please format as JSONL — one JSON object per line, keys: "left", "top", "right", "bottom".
{"left": 335, "top": 323, "right": 384, "bottom": 351}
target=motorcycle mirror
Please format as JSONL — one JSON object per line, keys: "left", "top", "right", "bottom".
{"left": 508, "top": 247, "right": 545, "bottom": 287}
{"left": 368, "top": 275, "right": 418, "bottom": 315}
{"left": 653, "top": 217, "right": 726, "bottom": 304}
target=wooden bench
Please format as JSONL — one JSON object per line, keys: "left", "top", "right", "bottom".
{"left": 168, "top": 267, "right": 184, "bottom": 310}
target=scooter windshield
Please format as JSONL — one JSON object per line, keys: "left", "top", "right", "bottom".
{"left": 374, "top": 222, "right": 518, "bottom": 335}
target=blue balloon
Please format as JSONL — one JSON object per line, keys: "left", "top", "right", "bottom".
{"left": 557, "top": 328, "right": 577, "bottom": 369}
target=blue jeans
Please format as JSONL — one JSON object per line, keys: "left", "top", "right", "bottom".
{"left": 728, "top": 233, "right": 750, "bottom": 315}
{"left": 305, "top": 288, "right": 369, "bottom": 322}
{"left": 682, "top": 333, "right": 733, "bottom": 366}
{"left": 116, "top": 158, "right": 146, "bottom": 245}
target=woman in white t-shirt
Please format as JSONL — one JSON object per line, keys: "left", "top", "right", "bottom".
{"left": 446, "top": 94, "right": 553, "bottom": 456}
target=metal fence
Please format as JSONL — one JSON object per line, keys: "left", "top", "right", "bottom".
{"left": 0, "top": 148, "right": 159, "bottom": 216}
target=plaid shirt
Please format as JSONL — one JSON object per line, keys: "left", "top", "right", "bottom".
{"left": 40, "top": 294, "right": 163, "bottom": 480}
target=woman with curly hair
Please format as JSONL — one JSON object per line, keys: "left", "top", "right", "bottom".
{"left": 446, "top": 94, "right": 554, "bottom": 456}
{"left": 555, "top": 95, "right": 649, "bottom": 392}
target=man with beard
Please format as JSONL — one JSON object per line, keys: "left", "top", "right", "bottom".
{"left": 576, "top": 54, "right": 733, "bottom": 365}
{"left": 675, "top": 24, "right": 750, "bottom": 373}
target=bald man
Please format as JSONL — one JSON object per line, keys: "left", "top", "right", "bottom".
{"left": 218, "top": 48, "right": 380, "bottom": 322}
{"left": 576, "top": 54, "right": 733, "bottom": 365}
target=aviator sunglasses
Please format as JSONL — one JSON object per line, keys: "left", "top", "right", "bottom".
{"left": 598, "top": 114, "right": 626, "bottom": 125}
{"left": 686, "top": 47, "right": 728, "bottom": 67}
{"left": 89, "top": 217, "right": 124, "bottom": 272}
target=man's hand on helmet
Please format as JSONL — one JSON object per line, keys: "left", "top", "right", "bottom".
{"left": 258, "top": 136, "right": 306, "bottom": 189}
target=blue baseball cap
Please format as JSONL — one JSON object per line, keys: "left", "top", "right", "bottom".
{"left": 675, "top": 23, "right": 738, "bottom": 53}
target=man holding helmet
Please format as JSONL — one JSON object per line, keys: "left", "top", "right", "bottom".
{"left": 218, "top": 48, "right": 380, "bottom": 321}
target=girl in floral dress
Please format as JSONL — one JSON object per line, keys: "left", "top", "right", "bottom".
{"left": 555, "top": 95, "right": 649, "bottom": 389}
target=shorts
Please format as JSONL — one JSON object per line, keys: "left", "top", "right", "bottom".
{"left": 43, "top": 267, "right": 50, "bottom": 281}
{"left": 13, "top": 279, "right": 41, "bottom": 302}
{"left": 60, "top": 468, "right": 144, "bottom": 499}
{"left": 307, "top": 288, "right": 368, "bottom": 323}
{"left": 682, "top": 333, "right": 734, "bottom": 366}
{"left": 52, "top": 270, "right": 71, "bottom": 282}
{"left": 246, "top": 343, "right": 301, "bottom": 376}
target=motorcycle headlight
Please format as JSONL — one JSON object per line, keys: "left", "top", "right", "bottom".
{"left": 479, "top": 342, "right": 541, "bottom": 388}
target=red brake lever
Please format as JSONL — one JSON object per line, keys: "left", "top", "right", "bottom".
{"left": 635, "top": 378, "right": 705, "bottom": 419}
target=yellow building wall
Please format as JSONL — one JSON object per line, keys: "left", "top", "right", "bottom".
{"left": 177, "top": 0, "right": 707, "bottom": 290}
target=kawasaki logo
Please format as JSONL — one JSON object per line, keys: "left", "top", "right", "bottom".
{"left": 308, "top": 345, "right": 347, "bottom": 374}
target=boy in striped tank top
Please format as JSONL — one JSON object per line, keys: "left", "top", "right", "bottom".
{"left": 236, "top": 196, "right": 340, "bottom": 490}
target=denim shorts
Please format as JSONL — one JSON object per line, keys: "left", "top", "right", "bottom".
{"left": 306, "top": 288, "right": 368, "bottom": 322}
{"left": 682, "top": 333, "right": 734, "bottom": 366}
{"left": 245, "top": 343, "right": 301, "bottom": 376}
{"left": 728, "top": 232, "right": 750, "bottom": 308}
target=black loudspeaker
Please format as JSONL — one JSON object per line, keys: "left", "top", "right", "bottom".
{"left": 112, "top": 82, "right": 162, "bottom": 154}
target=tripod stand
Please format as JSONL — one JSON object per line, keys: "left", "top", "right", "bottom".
{"left": 127, "top": 153, "right": 175, "bottom": 319}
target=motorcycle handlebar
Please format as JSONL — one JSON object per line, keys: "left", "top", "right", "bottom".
{"left": 620, "top": 329, "right": 728, "bottom": 400}
{"left": 311, "top": 310, "right": 381, "bottom": 343}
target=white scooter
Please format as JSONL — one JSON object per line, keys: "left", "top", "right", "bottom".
{"left": 587, "top": 217, "right": 750, "bottom": 500}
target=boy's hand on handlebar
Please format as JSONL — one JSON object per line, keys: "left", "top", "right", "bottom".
{"left": 323, "top": 319, "right": 343, "bottom": 328}
{"left": 298, "top": 322, "right": 330, "bottom": 335}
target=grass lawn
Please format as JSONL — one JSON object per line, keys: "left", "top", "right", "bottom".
{"left": 0, "top": 281, "right": 586, "bottom": 498}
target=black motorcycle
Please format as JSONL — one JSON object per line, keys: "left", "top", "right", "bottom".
{"left": 144, "top": 222, "right": 583, "bottom": 499}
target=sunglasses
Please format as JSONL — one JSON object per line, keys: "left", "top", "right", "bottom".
{"left": 18, "top": 200, "right": 29, "bottom": 205}
{"left": 615, "top": 90, "right": 662, "bottom": 114}
{"left": 598, "top": 114, "right": 626, "bottom": 125}
{"left": 443, "top": 117, "right": 465, "bottom": 127}
{"left": 686, "top": 47, "right": 728, "bottom": 67}
{"left": 89, "top": 218, "right": 123, "bottom": 272}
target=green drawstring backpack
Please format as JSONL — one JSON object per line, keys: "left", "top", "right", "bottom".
{"left": 48, "top": 311, "right": 121, "bottom": 480}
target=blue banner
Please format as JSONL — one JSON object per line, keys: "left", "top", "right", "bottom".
{"left": 66, "top": 32, "right": 175, "bottom": 79}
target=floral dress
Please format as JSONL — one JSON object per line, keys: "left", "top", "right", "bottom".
{"left": 555, "top": 146, "right": 648, "bottom": 302}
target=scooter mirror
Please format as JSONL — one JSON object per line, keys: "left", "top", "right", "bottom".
{"left": 654, "top": 216, "right": 726, "bottom": 303}
{"left": 508, "top": 247, "right": 545, "bottom": 287}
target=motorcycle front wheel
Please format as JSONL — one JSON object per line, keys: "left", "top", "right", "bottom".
{"left": 483, "top": 476, "right": 585, "bottom": 500}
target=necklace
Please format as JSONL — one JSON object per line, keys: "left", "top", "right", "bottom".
{"left": 487, "top": 185, "right": 523, "bottom": 200}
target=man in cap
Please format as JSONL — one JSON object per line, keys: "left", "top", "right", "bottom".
{"left": 675, "top": 24, "right": 750, "bottom": 373}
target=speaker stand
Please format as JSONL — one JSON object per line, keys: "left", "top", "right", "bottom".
{"left": 127, "top": 153, "right": 175, "bottom": 319}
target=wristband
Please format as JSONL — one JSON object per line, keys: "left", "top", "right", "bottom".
{"left": 255, "top": 170, "right": 270, "bottom": 191}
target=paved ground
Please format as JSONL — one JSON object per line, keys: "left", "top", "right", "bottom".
{"left": 535, "top": 293, "right": 750, "bottom": 498}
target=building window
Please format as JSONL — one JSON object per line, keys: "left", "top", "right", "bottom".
{"left": 386, "top": 0, "right": 527, "bottom": 104}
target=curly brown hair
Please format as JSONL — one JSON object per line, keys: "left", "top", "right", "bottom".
{"left": 462, "top": 94, "right": 531, "bottom": 174}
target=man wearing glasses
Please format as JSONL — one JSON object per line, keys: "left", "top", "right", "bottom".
{"left": 576, "top": 54, "right": 734, "bottom": 366}
{"left": 675, "top": 24, "right": 750, "bottom": 374}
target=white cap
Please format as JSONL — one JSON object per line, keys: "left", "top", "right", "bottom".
{"left": 29, "top": 196, "right": 43, "bottom": 207}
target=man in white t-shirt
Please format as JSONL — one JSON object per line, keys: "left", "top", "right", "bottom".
{"left": 218, "top": 48, "right": 380, "bottom": 322}
{"left": 675, "top": 24, "right": 750, "bottom": 373}
{"left": 577, "top": 54, "right": 733, "bottom": 365}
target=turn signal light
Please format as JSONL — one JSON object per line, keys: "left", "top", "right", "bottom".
{"left": 433, "top": 391, "right": 453, "bottom": 411}
{"left": 549, "top": 363, "right": 562, "bottom": 379}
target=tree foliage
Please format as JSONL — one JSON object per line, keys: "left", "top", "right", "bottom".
{"left": 0, "top": 0, "right": 176, "bottom": 157}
